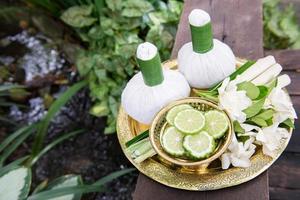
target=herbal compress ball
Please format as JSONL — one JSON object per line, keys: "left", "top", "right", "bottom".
{"left": 178, "top": 9, "right": 236, "bottom": 88}
{"left": 121, "top": 42, "right": 190, "bottom": 124}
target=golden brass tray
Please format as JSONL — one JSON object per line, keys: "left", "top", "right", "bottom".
{"left": 116, "top": 59, "right": 292, "bottom": 191}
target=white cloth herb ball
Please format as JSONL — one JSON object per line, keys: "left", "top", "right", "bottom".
{"left": 178, "top": 9, "right": 236, "bottom": 88}
{"left": 121, "top": 42, "right": 191, "bottom": 124}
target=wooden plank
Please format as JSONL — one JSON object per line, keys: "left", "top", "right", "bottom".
{"left": 265, "top": 50, "right": 300, "bottom": 71}
{"left": 285, "top": 71, "right": 300, "bottom": 95}
{"left": 269, "top": 152, "right": 300, "bottom": 189}
{"left": 133, "top": 172, "right": 269, "bottom": 200}
{"left": 270, "top": 187, "right": 300, "bottom": 200}
{"left": 134, "top": 0, "right": 269, "bottom": 199}
{"left": 171, "top": 0, "right": 264, "bottom": 60}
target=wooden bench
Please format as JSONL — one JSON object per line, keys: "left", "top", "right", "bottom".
{"left": 133, "top": 0, "right": 300, "bottom": 199}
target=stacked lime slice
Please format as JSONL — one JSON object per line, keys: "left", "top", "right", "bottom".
{"left": 166, "top": 104, "right": 192, "bottom": 125}
{"left": 161, "top": 127, "right": 185, "bottom": 156}
{"left": 174, "top": 109, "right": 205, "bottom": 134}
{"left": 183, "top": 131, "right": 215, "bottom": 159}
{"left": 204, "top": 110, "right": 229, "bottom": 139}
{"left": 161, "top": 104, "right": 229, "bottom": 160}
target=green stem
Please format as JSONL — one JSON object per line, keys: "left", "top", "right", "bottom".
{"left": 125, "top": 130, "right": 149, "bottom": 147}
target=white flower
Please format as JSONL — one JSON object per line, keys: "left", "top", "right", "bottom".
{"left": 221, "top": 134, "right": 256, "bottom": 169}
{"left": 256, "top": 123, "right": 290, "bottom": 158}
{"left": 264, "top": 75, "right": 297, "bottom": 123}
{"left": 218, "top": 77, "right": 252, "bottom": 123}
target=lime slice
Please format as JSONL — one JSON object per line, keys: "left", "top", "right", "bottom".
{"left": 161, "top": 127, "right": 185, "bottom": 156}
{"left": 174, "top": 109, "right": 205, "bottom": 134}
{"left": 166, "top": 104, "right": 193, "bottom": 125}
{"left": 204, "top": 110, "right": 229, "bottom": 139}
{"left": 183, "top": 131, "right": 215, "bottom": 159}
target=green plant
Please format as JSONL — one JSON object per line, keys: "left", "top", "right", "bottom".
{"left": 0, "top": 79, "right": 135, "bottom": 200}
{"left": 0, "top": 84, "right": 29, "bottom": 126}
{"left": 31, "top": 80, "right": 87, "bottom": 157}
{"left": 29, "top": 0, "right": 183, "bottom": 134}
{"left": 0, "top": 162, "right": 134, "bottom": 200}
{"left": 263, "top": 0, "right": 300, "bottom": 49}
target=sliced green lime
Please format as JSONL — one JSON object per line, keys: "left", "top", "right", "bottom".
{"left": 204, "top": 110, "right": 229, "bottom": 139}
{"left": 166, "top": 104, "right": 193, "bottom": 125}
{"left": 161, "top": 126, "right": 185, "bottom": 156}
{"left": 183, "top": 131, "right": 215, "bottom": 159}
{"left": 174, "top": 109, "right": 205, "bottom": 134}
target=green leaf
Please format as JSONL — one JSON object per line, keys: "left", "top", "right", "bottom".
{"left": 30, "top": 129, "right": 85, "bottom": 166}
{"left": 28, "top": 185, "right": 105, "bottom": 200}
{"left": 76, "top": 53, "right": 95, "bottom": 76}
{"left": 263, "top": 0, "right": 300, "bottom": 49}
{"left": 104, "top": 118, "right": 116, "bottom": 134}
{"left": 0, "top": 125, "right": 36, "bottom": 166}
{"left": 121, "top": 0, "right": 153, "bottom": 17}
{"left": 237, "top": 81, "right": 260, "bottom": 100}
{"left": 61, "top": 5, "right": 97, "bottom": 28}
{"left": 168, "top": 0, "right": 182, "bottom": 14}
{"left": 233, "top": 121, "right": 245, "bottom": 134}
{"left": 0, "top": 167, "right": 31, "bottom": 200}
{"left": 31, "top": 81, "right": 87, "bottom": 157}
{"left": 89, "top": 102, "right": 109, "bottom": 117}
{"left": 28, "top": 168, "right": 135, "bottom": 200}
{"left": 266, "top": 117, "right": 274, "bottom": 126}
{"left": 237, "top": 135, "right": 250, "bottom": 143}
{"left": 255, "top": 86, "right": 269, "bottom": 100}
{"left": 248, "top": 117, "right": 268, "bottom": 127}
{"left": 93, "top": 168, "right": 135, "bottom": 185}
{"left": 244, "top": 97, "right": 267, "bottom": 118}
{"left": 254, "top": 109, "right": 274, "bottom": 120}
{"left": 0, "top": 125, "right": 34, "bottom": 153}
{"left": 105, "top": 0, "right": 122, "bottom": 11}
{"left": 44, "top": 175, "right": 83, "bottom": 200}
{"left": 88, "top": 26, "right": 104, "bottom": 40}
{"left": 0, "top": 84, "right": 25, "bottom": 92}
{"left": 32, "top": 180, "right": 48, "bottom": 195}
{"left": 0, "top": 156, "right": 29, "bottom": 176}
{"left": 280, "top": 118, "right": 295, "bottom": 129}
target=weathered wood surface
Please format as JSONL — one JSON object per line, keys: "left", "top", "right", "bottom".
{"left": 133, "top": 172, "right": 269, "bottom": 200}
{"left": 269, "top": 152, "right": 300, "bottom": 200}
{"left": 265, "top": 50, "right": 300, "bottom": 71}
{"left": 133, "top": 0, "right": 269, "bottom": 199}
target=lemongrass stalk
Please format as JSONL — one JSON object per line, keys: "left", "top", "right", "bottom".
{"left": 125, "top": 130, "right": 149, "bottom": 147}
{"left": 238, "top": 56, "right": 276, "bottom": 82}
{"left": 251, "top": 63, "right": 282, "bottom": 85}
{"left": 133, "top": 148, "right": 157, "bottom": 163}
{"left": 126, "top": 138, "right": 149, "bottom": 155}
{"left": 131, "top": 139, "right": 152, "bottom": 159}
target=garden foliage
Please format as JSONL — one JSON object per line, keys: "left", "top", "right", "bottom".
{"left": 58, "top": 0, "right": 183, "bottom": 133}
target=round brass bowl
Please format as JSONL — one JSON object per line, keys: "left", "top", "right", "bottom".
{"left": 149, "top": 97, "right": 233, "bottom": 170}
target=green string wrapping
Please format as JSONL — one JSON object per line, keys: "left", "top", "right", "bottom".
{"left": 190, "top": 22, "right": 214, "bottom": 53}
{"left": 136, "top": 53, "right": 164, "bottom": 86}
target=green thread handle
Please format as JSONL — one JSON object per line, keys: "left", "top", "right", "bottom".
{"left": 190, "top": 22, "right": 213, "bottom": 53}
{"left": 136, "top": 53, "right": 164, "bottom": 86}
